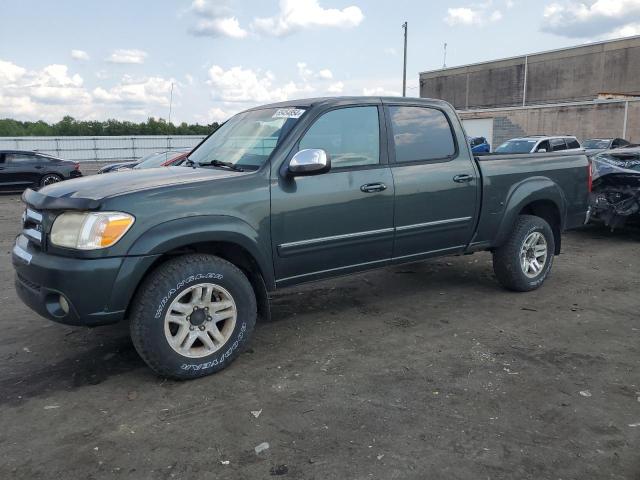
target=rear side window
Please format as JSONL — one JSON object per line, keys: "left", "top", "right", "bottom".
{"left": 299, "top": 106, "right": 380, "bottom": 169}
{"left": 6, "top": 154, "right": 36, "bottom": 164}
{"left": 388, "top": 106, "right": 455, "bottom": 163}
{"left": 566, "top": 138, "right": 580, "bottom": 149}
{"left": 550, "top": 139, "right": 567, "bottom": 151}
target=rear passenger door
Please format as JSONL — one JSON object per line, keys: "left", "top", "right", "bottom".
{"left": 385, "top": 104, "right": 479, "bottom": 260}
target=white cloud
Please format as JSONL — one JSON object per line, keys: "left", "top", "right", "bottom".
{"left": 384, "top": 47, "right": 398, "bottom": 56}
{"left": 318, "top": 68, "right": 333, "bottom": 80}
{"left": 107, "top": 49, "right": 148, "bottom": 64}
{"left": 327, "top": 81, "right": 344, "bottom": 93}
{"left": 0, "top": 60, "right": 92, "bottom": 121}
{"left": 207, "top": 107, "right": 235, "bottom": 122}
{"left": 0, "top": 59, "right": 27, "bottom": 84}
{"left": 71, "top": 49, "right": 90, "bottom": 61}
{"left": 190, "top": 16, "right": 248, "bottom": 38}
{"left": 0, "top": 58, "right": 179, "bottom": 122}
{"left": 606, "top": 21, "right": 640, "bottom": 38}
{"left": 445, "top": 7, "right": 478, "bottom": 25}
{"left": 445, "top": 3, "right": 504, "bottom": 26}
{"left": 93, "top": 75, "right": 175, "bottom": 107}
{"left": 297, "top": 62, "right": 334, "bottom": 82}
{"left": 187, "top": 0, "right": 248, "bottom": 38}
{"left": 253, "top": 0, "right": 364, "bottom": 37}
{"left": 363, "top": 86, "right": 401, "bottom": 97}
{"left": 206, "top": 65, "right": 312, "bottom": 103}
{"left": 542, "top": 0, "right": 640, "bottom": 38}
{"left": 297, "top": 62, "right": 314, "bottom": 81}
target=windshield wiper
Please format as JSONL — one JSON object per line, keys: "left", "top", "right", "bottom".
{"left": 189, "top": 159, "right": 245, "bottom": 172}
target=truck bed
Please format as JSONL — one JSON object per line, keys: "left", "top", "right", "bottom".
{"left": 470, "top": 152, "right": 590, "bottom": 250}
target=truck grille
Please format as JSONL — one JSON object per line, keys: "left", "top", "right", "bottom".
{"left": 21, "top": 207, "right": 44, "bottom": 248}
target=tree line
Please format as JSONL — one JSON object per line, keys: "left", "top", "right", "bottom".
{"left": 0, "top": 116, "right": 220, "bottom": 137}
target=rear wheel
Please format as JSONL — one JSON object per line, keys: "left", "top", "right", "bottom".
{"left": 40, "top": 173, "right": 63, "bottom": 187}
{"left": 492, "top": 215, "right": 555, "bottom": 292}
{"left": 129, "top": 254, "right": 256, "bottom": 379}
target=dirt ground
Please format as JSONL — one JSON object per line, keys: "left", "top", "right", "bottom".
{"left": 0, "top": 192, "right": 638, "bottom": 480}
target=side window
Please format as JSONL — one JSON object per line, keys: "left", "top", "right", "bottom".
{"left": 6, "top": 154, "right": 36, "bottom": 164}
{"left": 388, "top": 106, "right": 455, "bottom": 163}
{"left": 299, "top": 106, "right": 380, "bottom": 169}
{"left": 536, "top": 140, "right": 551, "bottom": 152}
{"left": 567, "top": 138, "right": 580, "bottom": 149}
{"left": 550, "top": 139, "right": 567, "bottom": 151}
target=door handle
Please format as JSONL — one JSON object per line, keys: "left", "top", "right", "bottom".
{"left": 453, "top": 174, "right": 474, "bottom": 183}
{"left": 35, "top": 165, "right": 43, "bottom": 169}
{"left": 360, "top": 182, "right": 387, "bottom": 193}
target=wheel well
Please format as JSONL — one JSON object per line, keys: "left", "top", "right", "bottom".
{"left": 126, "top": 241, "right": 271, "bottom": 322}
{"left": 519, "top": 200, "right": 562, "bottom": 254}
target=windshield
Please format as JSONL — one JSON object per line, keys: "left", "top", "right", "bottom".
{"left": 495, "top": 139, "right": 537, "bottom": 154}
{"left": 584, "top": 139, "right": 611, "bottom": 149}
{"left": 187, "top": 107, "right": 306, "bottom": 170}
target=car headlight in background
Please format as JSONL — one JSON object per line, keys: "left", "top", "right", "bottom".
{"left": 50, "top": 211, "right": 135, "bottom": 250}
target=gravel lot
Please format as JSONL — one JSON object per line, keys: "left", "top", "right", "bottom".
{"left": 0, "top": 191, "right": 638, "bottom": 479}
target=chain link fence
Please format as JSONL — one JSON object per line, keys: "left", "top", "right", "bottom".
{"left": 0, "top": 136, "right": 207, "bottom": 164}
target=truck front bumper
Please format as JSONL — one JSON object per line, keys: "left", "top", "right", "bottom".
{"left": 12, "top": 235, "right": 157, "bottom": 327}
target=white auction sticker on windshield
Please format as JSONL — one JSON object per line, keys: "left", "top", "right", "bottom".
{"left": 272, "top": 108, "right": 305, "bottom": 119}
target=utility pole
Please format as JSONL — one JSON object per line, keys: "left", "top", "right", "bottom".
{"left": 402, "top": 21, "right": 408, "bottom": 97}
{"left": 168, "top": 82, "right": 174, "bottom": 125}
{"left": 443, "top": 43, "right": 448, "bottom": 69}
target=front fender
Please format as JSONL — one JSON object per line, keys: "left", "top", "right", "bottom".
{"left": 494, "top": 177, "right": 566, "bottom": 248}
{"left": 126, "top": 215, "right": 274, "bottom": 288}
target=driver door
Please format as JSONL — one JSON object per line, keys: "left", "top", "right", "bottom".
{"left": 270, "top": 104, "right": 395, "bottom": 286}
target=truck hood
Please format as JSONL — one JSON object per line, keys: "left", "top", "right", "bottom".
{"left": 23, "top": 166, "right": 245, "bottom": 210}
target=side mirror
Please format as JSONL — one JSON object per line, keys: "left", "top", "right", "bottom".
{"left": 288, "top": 149, "right": 331, "bottom": 176}
{"left": 537, "top": 148, "right": 547, "bottom": 153}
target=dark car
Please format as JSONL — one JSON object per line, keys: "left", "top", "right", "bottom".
{"left": 98, "top": 149, "right": 192, "bottom": 174}
{"left": 12, "top": 96, "right": 590, "bottom": 379}
{"left": 0, "top": 150, "right": 81, "bottom": 191}
{"left": 583, "top": 138, "right": 631, "bottom": 156}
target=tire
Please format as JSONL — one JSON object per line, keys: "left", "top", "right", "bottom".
{"left": 492, "top": 215, "right": 555, "bottom": 292}
{"left": 129, "top": 254, "right": 256, "bottom": 379}
{"left": 40, "top": 173, "right": 63, "bottom": 187}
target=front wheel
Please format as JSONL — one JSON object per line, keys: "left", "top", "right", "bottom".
{"left": 129, "top": 254, "right": 256, "bottom": 379}
{"left": 40, "top": 173, "right": 63, "bottom": 187}
{"left": 492, "top": 215, "right": 555, "bottom": 292}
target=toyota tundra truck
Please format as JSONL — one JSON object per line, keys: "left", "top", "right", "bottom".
{"left": 12, "top": 97, "right": 591, "bottom": 379}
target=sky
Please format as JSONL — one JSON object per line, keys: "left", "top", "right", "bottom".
{"left": 1, "top": 0, "right": 640, "bottom": 125}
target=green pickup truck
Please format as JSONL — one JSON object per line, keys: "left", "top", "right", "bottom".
{"left": 12, "top": 97, "right": 591, "bottom": 379}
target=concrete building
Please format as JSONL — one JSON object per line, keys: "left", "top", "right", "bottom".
{"left": 419, "top": 36, "right": 640, "bottom": 148}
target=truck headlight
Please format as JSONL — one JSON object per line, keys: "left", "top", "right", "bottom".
{"left": 50, "top": 212, "right": 135, "bottom": 250}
